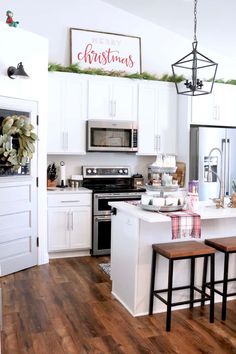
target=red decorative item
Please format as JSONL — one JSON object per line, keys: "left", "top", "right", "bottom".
{"left": 6, "top": 10, "right": 19, "bottom": 27}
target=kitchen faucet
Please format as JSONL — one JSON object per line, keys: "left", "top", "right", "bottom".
{"left": 206, "top": 147, "right": 225, "bottom": 208}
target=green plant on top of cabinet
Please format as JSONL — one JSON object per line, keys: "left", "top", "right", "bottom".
{"left": 47, "top": 72, "right": 87, "bottom": 154}
{"left": 87, "top": 75, "right": 138, "bottom": 121}
{"left": 138, "top": 81, "right": 177, "bottom": 155}
{"left": 191, "top": 83, "right": 236, "bottom": 127}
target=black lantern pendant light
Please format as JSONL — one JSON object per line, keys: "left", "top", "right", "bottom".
{"left": 171, "top": 0, "right": 218, "bottom": 96}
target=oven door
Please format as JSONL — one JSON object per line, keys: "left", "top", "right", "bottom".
{"left": 93, "top": 215, "right": 111, "bottom": 256}
{"left": 93, "top": 193, "right": 142, "bottom": 216}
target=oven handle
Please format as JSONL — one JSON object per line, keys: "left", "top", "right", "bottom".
{"left": 94, "top": 194, "right": 142, "bottom": 199}
{"left": 95, "top": 216, "right": 111, "bottom": 221}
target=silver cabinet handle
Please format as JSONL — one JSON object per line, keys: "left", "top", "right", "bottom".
{"left": 71, "top": 212, "right": 73, "bottom": 231}
{"left": 109, "top": 100, "right": 113, "bottom": 116}
{"left": 65, "top": 131, "right": 68, "bottom": 150}
{"left": 113, "top": 100, "right": 116, "bottom": 117}
{"left": 157, "top": 135, "right": 161, "bottom": 151}
{"left": 60, "top": 200, "right": 80, "bottom": 203}
{"left": 67, "top": 212, "right": 70, "bottom": 231}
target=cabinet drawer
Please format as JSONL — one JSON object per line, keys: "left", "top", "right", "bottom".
{"left": 48, "top": 193, "right": 91, "bottom": 207}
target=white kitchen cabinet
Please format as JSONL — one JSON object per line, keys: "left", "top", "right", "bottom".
{"left": 87, "top": 76, "right": 138, "bottom": 121}
{"left": 47, "top": 72, "right": 87, "bottom": 154}
{"left": 47, "top": 192, "right": 92, "bottom": 252}
{"left": 191, "top": 83, "right": 236, "bottom": 126}
{"left": 138, "top": 81, "right": 177, "bottom": 155}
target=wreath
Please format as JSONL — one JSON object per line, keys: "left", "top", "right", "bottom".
{"left": 0, "top": 115, "right": 38, "bottom": 170}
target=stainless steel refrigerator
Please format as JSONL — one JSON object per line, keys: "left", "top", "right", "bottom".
{"left": 190, "top": 126, "right": 236, "bottom": 201}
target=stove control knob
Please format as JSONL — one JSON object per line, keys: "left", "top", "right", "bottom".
{"left": 93, "top": 169, "right": 97, "bottom": 174}
{"left": 119, "top": 169, "right": 123, "bottom": 174}
{"left": 124, "top": 169, "right": 128, "bottom": 174}
{"left": 87, "top": 169, "right": 92, "bottom": 174}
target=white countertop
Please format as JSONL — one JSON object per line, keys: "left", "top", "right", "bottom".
{"left": 109, "top": 201, "right": 236, "bottom": 223}
{"left": 47, "top": 187, "right": 92, "bottom": 194}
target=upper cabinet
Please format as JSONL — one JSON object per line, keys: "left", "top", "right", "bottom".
{"left": 138, "top": 81, "right": 177, "bottom": 155}
{"left": 47, "top": 72, "right": 87, "bottom": 154}
{"left": 87, "top": 76, "right": 138, "bottom": 121}
{"left": 191, "top": 83, "right": 236, "bottom": 127}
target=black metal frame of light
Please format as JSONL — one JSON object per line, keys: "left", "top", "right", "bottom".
{"left": 171, "top": 0, "right": 218, "bottom": 96}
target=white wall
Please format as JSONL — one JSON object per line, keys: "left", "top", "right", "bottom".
{"left": 0, "top": 22, "right": 48, "bottom": 264}
{"left": 1, "top": 0, "right": 234, "bottom": 79}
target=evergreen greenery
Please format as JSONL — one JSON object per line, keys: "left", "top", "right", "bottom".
{"left": 48, "top": 63, "right": 184, "bottom": 83}
{"left": 0, "top": 115, "right": 37, "bottom": 170}
{"left": 48, "top": 63, "right": 236, "bottom": 85}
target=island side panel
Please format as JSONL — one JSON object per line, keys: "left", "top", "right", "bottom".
{"left": 111, "top": 210, "right": 140, "bottom": 316}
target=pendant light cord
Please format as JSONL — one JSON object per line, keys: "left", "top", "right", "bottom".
{"left": 193, "top": 0, "right": 197, "bottom": 42}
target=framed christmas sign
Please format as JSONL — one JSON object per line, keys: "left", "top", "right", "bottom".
{"left": 70, "top": 28, "right": 142, "bottom": 74}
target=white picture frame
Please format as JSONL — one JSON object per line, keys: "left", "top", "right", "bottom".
{"left": 70, "top": 28, "right": 142, "bottom": 74}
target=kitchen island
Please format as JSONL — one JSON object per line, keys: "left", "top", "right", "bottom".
{"left": 109, "top": 201, "right": 236, "bottom": 316}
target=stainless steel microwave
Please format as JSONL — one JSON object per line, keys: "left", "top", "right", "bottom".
{"left": 86, "top": 120, "right": 138, "bottom": 152}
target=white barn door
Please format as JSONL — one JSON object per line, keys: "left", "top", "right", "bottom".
{"left": 0, "top": 97, "right": 38, "bottom": 276}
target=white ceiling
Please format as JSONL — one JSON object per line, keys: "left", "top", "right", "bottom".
{"left": 101, "top": 0, "right": 236, "bottom": 60}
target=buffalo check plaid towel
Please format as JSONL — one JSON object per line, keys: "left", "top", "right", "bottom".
{"left": 167, "top": 211, "right": 201, "bottom": 240}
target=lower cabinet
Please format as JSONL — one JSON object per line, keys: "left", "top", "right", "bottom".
{"left": 47, "top": 193, "right": 92, "bottom": 252}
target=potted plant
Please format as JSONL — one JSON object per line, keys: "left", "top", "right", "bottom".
{"left": 47, "top": 163, "right": 58, "bottom": 187}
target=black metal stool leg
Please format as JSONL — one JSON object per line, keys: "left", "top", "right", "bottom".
{"left": 210, "top": 253, "right": 215, "bottom": 323}
{"left": 222, "top": 252, "right": 229, "bottom": 321}
{"left": 201, "top": 255, "right": 208, "bottom": 306}
{"left": 166, "top": 259, "right": 173, "bottom": 332}
{"left": 149, "top": 249, "right": 157, "bottom": 315}
{"left": 190, "top": 257, "right": 195, "bottom": 308}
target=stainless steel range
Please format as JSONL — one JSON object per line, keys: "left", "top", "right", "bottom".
{"left": 82, "top": 166, "right": 145, "bottom": 256}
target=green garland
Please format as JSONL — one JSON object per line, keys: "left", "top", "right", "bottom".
{"left": 48, "top": 63, "right": 235, "bottom": 85}
{"left": 48, "top": 63, "right": 184, "bottom": 83}
{"left": 0, "top": 115, "right": 38, "bottom": 170}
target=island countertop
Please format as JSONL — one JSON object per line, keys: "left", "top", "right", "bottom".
{"left": 109, "top": 200, "right": 236, "bottom": 222}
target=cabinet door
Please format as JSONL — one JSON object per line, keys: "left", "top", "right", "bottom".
{"left": 191, "top": 93, "right": 217, "bottom": 125}
{"left": 112, "top": 79, "right": 137, "bottom": 121}
{"left": 63, "top": 76, "right": 87, "bottom": 153}
{"left": 47, "top": 74, "right": 64, "bottom": 153}
{"left": 70, "top": 206, "right": 92, "bottom": 249}
{"left": 191, "top": 83, "right": 236, "bottom": 127}
{"left": 48, "top": 208, "right": 69, "bottom": 251}
{"left": 138, "top": 84, "right": 158, "bottom": 154}
{"left": 215, "top": 84, "right": 236, "bottom": 127}
{"left": 88, "top": 78, "right": 112, "bottom": 119}
{"left": 47, "top": 72, "right": 87, "bottom": 154}
{"left": 138, "top": 82, "right": 177, "bottom": 155}
{"left": 87, "top": 76, "right": 138, "bottom": 121}
{"left": 157, "top": 84, "right": 177, "bottom": 154}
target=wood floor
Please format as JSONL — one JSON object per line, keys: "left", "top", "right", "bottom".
{"left": 1, "top": 256, "right": 236, "bottom": 354}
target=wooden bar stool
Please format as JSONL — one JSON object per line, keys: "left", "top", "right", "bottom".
{"left": 203, "top": 237, "right": 236, "bottom": 320}
{"left": 149, "top": 240, "right": 215, "bottom": 331}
